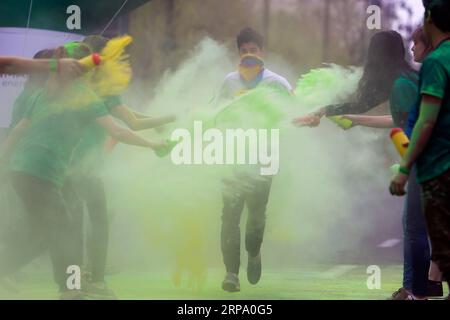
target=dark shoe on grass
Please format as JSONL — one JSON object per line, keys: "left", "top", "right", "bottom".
{"left": 222, "top": 273, "right": 240, "bottom": 293}
{"left": 247, "top": 252, "right": 261, "bottom": 285}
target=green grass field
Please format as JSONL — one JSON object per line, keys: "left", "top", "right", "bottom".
{"left": 2, "top": 264, "right": 447, "bottom": 300}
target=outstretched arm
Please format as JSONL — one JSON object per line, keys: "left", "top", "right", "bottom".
{"left": 293, "top": 101, "right": 387, "bottom": 128}
{"left": 96, "top": 115, "right": 166, "bottom": 150}
{"left": 324, "top": 97, "right": 388, "bottom": 117}
{"left": 0, "top": 57, "right": 83, "bottom": 76}
{"left": 342, "top": 115, "right": 394, "bottom": 129}
{"left": 110, "top": 104, "right": 176, "bottom": 131}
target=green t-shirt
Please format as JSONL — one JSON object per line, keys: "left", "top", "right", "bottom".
{"left": 8, "top": 86, "right": 37, "bottom": 132}
{"left": 69, "top": 95, "right": 122, "bottom": 174}
{"left": 416, "top": 41, "right": 450, "bottom": 183}
{"left": 9, "top": 86, "right": 109, "bottom": 187}
{"left": 389, "top": 72, "right": 419, "bottom": 130}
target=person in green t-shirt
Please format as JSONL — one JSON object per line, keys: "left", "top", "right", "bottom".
{"left": 390, "top": 0, "right": 450, "bottom": 296}
{"left": 64, "top": 94, "right": 175, "bottom": 299}
{"left": 59, "top": 35, "right": 176, "bottom": 299}
{"left": 8, "top": 49, "right": 56, "bottom": 133}
{"left": 0, "top": 44, "right": 170, "bottom": 300}
{"left": 293, "top": 30, "right": 437, "bottom": 299}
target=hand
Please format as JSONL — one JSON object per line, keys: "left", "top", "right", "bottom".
{"left": 153, "top": 139, "right": 180, "bottom": 158}
{"left": 58, "top": 59, "right": 85, "bottom": 78}
{"left": 152, "top": 139, "right": 170, "bottom": 150}
{"left": 389, "top": 172, "right": 409, "bottom": 196}
{"left": 292, "top": 114, "right": 321, "bottom": 127}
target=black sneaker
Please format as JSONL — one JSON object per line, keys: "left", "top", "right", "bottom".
{"left": 247, "top": 252, "right": 261, "bottom": 285}
{"left": 222, "top": 273, "right": 240, "bottom": 292}
{"left": 427, "top": 280, "right": 443, "bottom": 297}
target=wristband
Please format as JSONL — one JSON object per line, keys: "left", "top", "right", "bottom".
{"left": 49, "top": 59, "right": 57, "bottom": 72}
{"left": 399, "top": 166, "right": 410, "bottom": 175}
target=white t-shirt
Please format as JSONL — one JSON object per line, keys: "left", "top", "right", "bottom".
{"left": 218, "top": 68, "right": 293, "bottom": 101}
{"left": 216, "top": 68, "right": 291, "bottom": 179}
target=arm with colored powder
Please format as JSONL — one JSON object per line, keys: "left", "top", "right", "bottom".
{"left": 293, "top": 98, "right": 387, "bottom": 127}
{"left": 96, "top": 115, "right": 168, "bottom": 151}
{"left": 390, "top": 95, "right": 441, "bottom": 195}
{"left": 131, "top": 110, "right": 150, "bottom": 119}
{"left": 323, "top": 96, "right": 387, "bottom": 116}
{"left": 340, "top": 115, "right": 394, "bottom": 129}
{"left": 0, "top": 56, "right": 83, "bottom": 76}
{"left": 110, "top": 105, "right": 176, "bottom": 131}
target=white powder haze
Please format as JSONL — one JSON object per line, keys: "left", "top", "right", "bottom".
{"left": 99, "top": 38, "right": 403, "bottom": 286}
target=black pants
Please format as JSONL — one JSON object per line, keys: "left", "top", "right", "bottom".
{"left": 421, "top": 169, "right": 450, "bottom": 284}
{"left": 221, "top": 176, "right": 272, "bottom": 274}
{"left": 0, "top": 172, "right": 78, "bottom": 291}
{"left": 63, "top": 175, "right": 109, "bottom": 283}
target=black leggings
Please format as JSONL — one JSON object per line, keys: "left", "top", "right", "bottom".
{"left": 63, "top": 175, "right": 109, "bottom": 283}
{"left": 0, "top": 172, "right": 78, "bottom": 291}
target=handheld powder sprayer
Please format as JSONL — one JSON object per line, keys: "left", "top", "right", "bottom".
{"left": 78, "top": 35, "right": 133, "bottom": 69}
{"left": 389, "top": 128, "right": 410, "bottom": 174}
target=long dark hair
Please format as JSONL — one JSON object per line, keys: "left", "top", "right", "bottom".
{"left": 357, "top": 30, "right": 414, "bottom": 104}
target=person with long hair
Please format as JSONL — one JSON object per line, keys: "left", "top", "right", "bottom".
{"left": 293, "top": 30, "right": 439, "bottom": 299}
{"left": 390, "top": 0, "right": 450, "bottom": 299}
{"left": 336, "top": 28, "right": 443, "bottom": 300}
{"left": 293, "top": 30, "right": 417, "bottom": 126}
